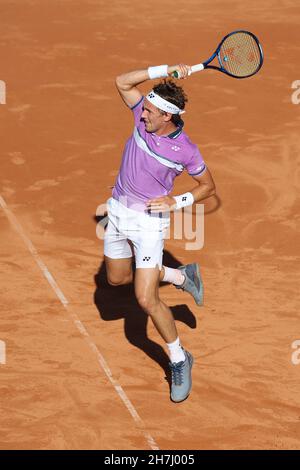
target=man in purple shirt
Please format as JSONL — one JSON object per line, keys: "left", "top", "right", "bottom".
{"left": 104, "top": 63, "right": 216, "bottom": 402}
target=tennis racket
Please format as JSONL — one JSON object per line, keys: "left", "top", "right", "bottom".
{"left": 172, "top": 30, "right": 263, "bottom": 79}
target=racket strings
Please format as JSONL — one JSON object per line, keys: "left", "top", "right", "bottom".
{"left": 219, "top": 32, "right": 262, "bottom": 77}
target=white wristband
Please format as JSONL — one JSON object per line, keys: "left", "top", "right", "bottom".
{"left": 174, "top": 192, "right": 194, "bottom": 209}
{"left": 148, "top": 65, "right": 169, "bottom": 80}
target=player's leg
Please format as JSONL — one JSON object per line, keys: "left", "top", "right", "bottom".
{"left": 134, "top": 266, "right": 178, "bottom": 343}
{"left": 103, "top": 204, "right": 134, "bottom": 286}
{"left": 104, "top": 255, "right": 133, "bottom": 286}
{"left": 132, "top": 230, "right": 193, "bottom": 402}
{"left": 134, "top": 263, "right": 193, "bottom": 403}
{"left": 133, "top": 231, "right": 182, "bottom": 348}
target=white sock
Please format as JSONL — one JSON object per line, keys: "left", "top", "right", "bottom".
{"left": 166, "top": 337, "right": 185, "bottom": 363}
{"left": 162, "top": 266, "right": 185, "bottom": 286}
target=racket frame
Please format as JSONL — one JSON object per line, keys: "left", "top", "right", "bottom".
{"left": 203, "top": 30, "right": 264, "bottom": 79}
{"left": 173, "top": 30, "right": 264, "bottom": 79}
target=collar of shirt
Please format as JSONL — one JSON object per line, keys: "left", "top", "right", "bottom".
{"left": 153, "top": 122, "right": 184, "bottom": 140}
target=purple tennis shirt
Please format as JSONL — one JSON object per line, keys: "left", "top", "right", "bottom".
{"left": 112, "top": 96, "right": 206, "bottom": 212}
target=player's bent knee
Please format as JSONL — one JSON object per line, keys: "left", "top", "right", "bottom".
{"left": 136, "top": 294, "right": 159, "bottom": 313}
{"left": 107, "top": 274, "right": 132, "bottom": 286}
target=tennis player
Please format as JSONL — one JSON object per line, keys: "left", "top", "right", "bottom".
{"left": 104, "top": 64, "right": 216, "bottom": 402}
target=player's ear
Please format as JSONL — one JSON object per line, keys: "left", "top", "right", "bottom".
{"left": 164, "top": 112, "right": 173, "bottom": 122}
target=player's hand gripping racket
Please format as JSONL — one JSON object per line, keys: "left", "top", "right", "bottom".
{"left": 172, "top": 30, "right": 263, "bottom": 79}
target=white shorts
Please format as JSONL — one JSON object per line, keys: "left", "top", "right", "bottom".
{"left": 104, "top": 197, "right": 170, "bottom": 270}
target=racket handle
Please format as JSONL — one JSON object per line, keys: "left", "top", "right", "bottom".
{"left": 191, "top": 63, "right": 205, "bottom": 73}
{"left": 172, "top": 63, "right": 204, "bottom": 79}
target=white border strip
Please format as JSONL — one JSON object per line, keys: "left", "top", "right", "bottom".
{"left": 0, "top": 195, "right": 159, "bottom": 451}
{"left": 134, "top": 127, "right": 184, "bottom": 172}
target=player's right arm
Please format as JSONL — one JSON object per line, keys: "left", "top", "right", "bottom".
{"left": 115, "top": 65, "right": 190, "bottom": 108}
{"left": 115, "top": 70, "right": 148, "bottom": 108}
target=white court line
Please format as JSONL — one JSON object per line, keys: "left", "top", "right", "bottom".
{"left": 0, "top": 195, "right": 159, "bottom": 451}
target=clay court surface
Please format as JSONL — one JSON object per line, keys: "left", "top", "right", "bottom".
{"left": 1, "top": 0, "right": 300, "bottom": 450}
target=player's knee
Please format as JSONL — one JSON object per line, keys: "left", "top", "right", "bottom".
{"left": 107, "top": 273, "right": 132, "bottom": 286}
{"left": 136, "top": 294, "right": 158, "bottom": 313}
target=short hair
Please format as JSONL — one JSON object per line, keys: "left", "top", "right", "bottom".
{"left": 153, "top": 79, "right": 188, "bottom": 125}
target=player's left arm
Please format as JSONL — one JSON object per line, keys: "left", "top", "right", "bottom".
{"left": 147, "top": 167, "right": 216, "bottom": 212}
{"left": 188, "top": 166, "right": 216, "bottom": 203}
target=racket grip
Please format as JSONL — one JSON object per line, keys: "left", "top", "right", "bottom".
{"left": 191, "top": 64, "right": 205, "bottom": 73}
{"left": 172, "top": 63, "right": 204, "bottom": 79}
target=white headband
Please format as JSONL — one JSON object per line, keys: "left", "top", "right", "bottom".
{"left": 146, "top": 91, "right": 186, "bottom": 115}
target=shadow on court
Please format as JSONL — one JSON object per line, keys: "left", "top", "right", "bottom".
{"left": 93, "top": 250, "right": 197, "bottom": 386}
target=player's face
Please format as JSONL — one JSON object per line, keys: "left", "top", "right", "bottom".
{"left": 141, "top": 99, "right": 166, "bottom": 133}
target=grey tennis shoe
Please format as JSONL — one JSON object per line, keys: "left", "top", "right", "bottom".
{"left": 175, "top": 263, "right": 204, "bottom": 306}
{"left": 169, "top": 350, "right": 194, "bottom": 403}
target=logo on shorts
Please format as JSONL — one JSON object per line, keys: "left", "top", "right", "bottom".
{"left": 143, "top": 256, "right": 151, "bottom": 262}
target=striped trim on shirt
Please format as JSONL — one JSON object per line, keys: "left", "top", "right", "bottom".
{"left": 133, "top": 127, "right": 184, "bottom": 172}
